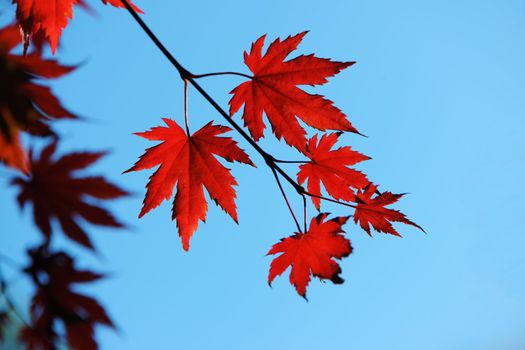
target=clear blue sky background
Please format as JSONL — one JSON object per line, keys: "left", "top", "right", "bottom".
{"left": 1, "top": 0, "right": 525, "bottom": 349}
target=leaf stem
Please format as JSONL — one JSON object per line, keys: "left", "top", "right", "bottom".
{"left": 191, "top": 71, "right": 253, "bottom": 80}
{"left": 302, "top": 194, "right": 307, "bottom": 232}
{"left": 270, "top": 168, "right": 302, "bottom": 233}
{"left": 184, "top": 79, "right": 190, "bottom": 135}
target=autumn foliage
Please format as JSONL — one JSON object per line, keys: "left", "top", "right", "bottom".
{"left": 0, "top": 0, "right": 422, "bottom": 349}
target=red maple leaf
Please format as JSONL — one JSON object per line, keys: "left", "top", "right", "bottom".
{"left": 354, "top": 183, "right": 423, "bottom": 236}
{"left": 297, "top": 133, "right": 369, "bottom": 209}
{"left": 229, "top": 32, "right": 358, "bottom": 152}
{"left": 11, "top": 141, "right": 128, "bottom": 249}
{"left": 126, "top": 119, "right": 254, "bottom": 251}
{"left": 267, "top": 213, "right": 352, "bottom": 298}
{"left": 20, "top": 245, "right": 113, "bottom": 350}
{"left": 13, "top": 0, "right": 143, "bottom": 54}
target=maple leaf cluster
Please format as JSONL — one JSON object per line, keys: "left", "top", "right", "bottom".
{"left": 0, "top": 1, "right": 136, "bottom": 348}
{"left": 127, "top": 31, "right": 423, "bottom": 298}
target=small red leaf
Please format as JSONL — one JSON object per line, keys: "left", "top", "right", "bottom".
{"left": 354, "top": 183, "right": 424, "bottom": 236}
{"left": 267, "top": 213, "right": 352, "bottom": 298}
{"left": 297, "top": 133, "right": 369, "bottom": 209}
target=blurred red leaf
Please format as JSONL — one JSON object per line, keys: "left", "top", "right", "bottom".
{"left": 20, "top": 245, "right": 112, "bottom": 350}
{"left": 126, "top": 118, "right": 254, "bottom": 250}
{"left": 267, "top": 213, "right": 352, "bottom": 298}
{"left": 229, "top": 32, "right": 358, "bottom": 152}
{"left": 12, "top": 0, "right": 143, "bottom": 54}
{"left": 12, "top": 141, "right": 128, "bottom": 249}
{"left": 0, "top": 23, "right": 76, "bottom": 173}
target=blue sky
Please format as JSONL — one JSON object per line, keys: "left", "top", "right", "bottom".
{"left": 1, "top": 0, "right": 525, "bottom": 349}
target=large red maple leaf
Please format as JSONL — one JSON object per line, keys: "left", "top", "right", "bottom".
{"left": 12, "top": 141, "right": 128, "bottom": 249}
{"left": 20, "top": 245, "right": 113, "bottom": 350}
{"left": 354, "top": 183, "right": 423, "bottom": 237}
{"left": 13, "top": 0, "right": 143, "bottom": 54}
{"left": 297, "top": 133, "right": 369, "bottom": 209}
{"left": 126, "top": 119, "right": 254, "bottom": 251}
{"left": 229, "top": 32, "right": 359, "bottom": 152}
{"left": 267, "top": 213, "right": 352, "bottom": 298}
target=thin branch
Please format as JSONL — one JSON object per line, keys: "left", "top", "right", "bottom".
{"left": 270, "top": 168, "right": 302, "bottom": 233}
{"left": 118, "top": 0, "right": 191, "bottom": 79}
{"left": 191, "top": 71, "right": 253, "bottom": 80}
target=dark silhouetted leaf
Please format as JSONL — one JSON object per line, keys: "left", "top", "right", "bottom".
{"left": 12, "top": 141, "right": 128, "bottom": 249}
